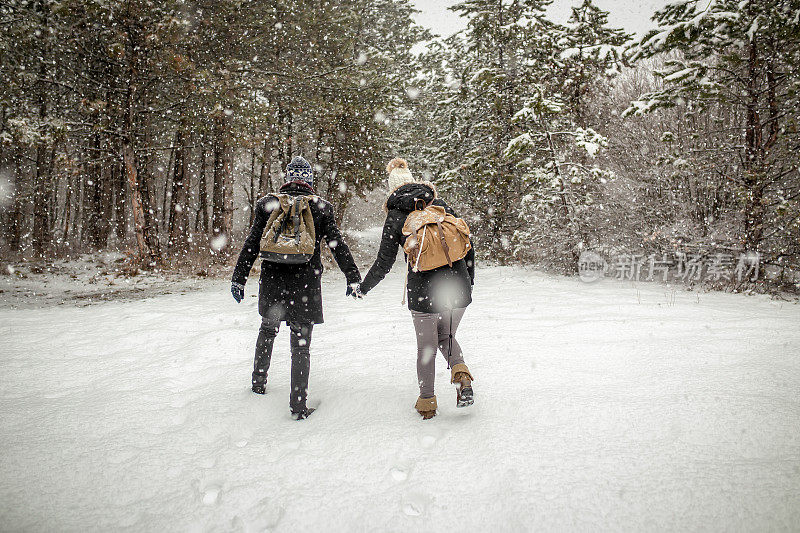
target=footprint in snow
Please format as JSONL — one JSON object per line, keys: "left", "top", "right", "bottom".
{"left": 236, "top": 439, "right": 248, "bottom": 448}
{"left": 420, "top": 434, "right": 437, "bottom": 448}
{"left": 202, "top": 486, "right": 221, "bottom": 505}
{"left": 402, "top": 502, "right": 421, "bottom": 516}
{"left": 390, "top": 458, "right": 413, "bottom": 482}
{"left": 390, "top": 467, "right": 408, "bottom": 481}
{"left": 401, "top": 492, "right": 428, "bottom": 516}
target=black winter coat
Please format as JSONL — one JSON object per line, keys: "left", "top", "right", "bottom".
{"left": 360, "top": 182, "right": 474, "bottom": 313}
{"left": 232, "top": 181, "right": 361, "bottom": 324}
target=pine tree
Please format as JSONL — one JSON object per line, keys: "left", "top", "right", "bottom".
{"left": 627, "top": 0, "right": 800, "bottom": 262}
{"left": 559, "top": 0, "right": 630, "bottom": 128}
{"left": 441, "top": 0, "right": 561, "bottom": 258}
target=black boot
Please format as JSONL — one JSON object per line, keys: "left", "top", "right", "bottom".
{"left": 450, "top": 363, "right": 474, "bottom": 408}
{"left": 291, "top": 407, "right": 316, "bottom": 420}
{"left": 456, "top": 383, "right": 473, "bottom": 407}
{"left": 251, "top": 371, "right": 267, "bottom": 394}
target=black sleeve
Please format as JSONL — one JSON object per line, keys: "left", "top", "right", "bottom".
{"left": 360, "top": 209, "right": 405, "bottom": 294}
{"left": 321, "top": 202, "right": 361, "bottom": 285}
{"left": 231, "top": 197, "right": 271, "bottom": 285}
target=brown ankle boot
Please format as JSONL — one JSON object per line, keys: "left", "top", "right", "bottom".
{"left": 450, "top": 363, "right": 474, "bottom": 385}
{"left": 415, "top": 395, "right": 437, "bottom": 420}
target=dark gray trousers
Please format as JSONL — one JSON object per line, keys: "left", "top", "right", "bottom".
{"left": 253, "top": 317, "right": 313, "bottom": 413}
{"left": 411, "top": 307, "right": 466, "bottom": 399}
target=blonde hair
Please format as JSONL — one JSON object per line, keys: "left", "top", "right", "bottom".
{"left": 386, "top": 157, "right": 408, "bottom": 174}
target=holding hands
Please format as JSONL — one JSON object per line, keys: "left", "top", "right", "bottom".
{"left": 235, "top": 280, "right": 361, "bottom": 303}
{"left": 346, "top": 282, "right": 364, "bottom": 300}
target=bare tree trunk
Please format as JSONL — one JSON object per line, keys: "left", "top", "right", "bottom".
{"left": 62, "top": 165, "right": 72, "bottom": 243}
{"left": 31, "top": 94, "right": 52, "bottom": 258}
{"left": 335, "top": 195, "right": 349, "bottom": 227}
{"left": 259, "top": 134, "right": 273, "bottom": 196}
{"left": 162, "top": 144, "right": 174, "bottom": 233}
{"left": 122, "top": 126, "right": 159, "bottom": 264}
{"left": 74, "top": 144, "right": 85, "bottom": 244}
{"left": 113, "top": 156, "right": 126, "bottom": 242}
{"left": 249, "top": 136, "right": 256, "bottom": 225}
{"left": 84, "top": 134, "right": 112, "bottom": 249}
{"left": 222, "top": 122, "right": 235, "bottom": 247}
{"left": 31, "top": 8, "right": 51, "bottom": 257}
{"left": 140, "top": 148, "right": 161, "bottom": 258}
{"left": 286, "top": 109, "right": 294, "bottom": 160}
{"left": 212, "top": 120, "right": 224, "bottom": 242}
{"left": 123, "top": 142, "right": 149, "bottom": 261}
{"left": 168, "top": 128, "right": 189, "bottom": 252}
{"left": 743, "top": 37, "right": 765, "bottom": 253}
{"left": 211, "top": 113, "right": 233, "bottom": 256}
{"left": 31, "top": 142, "right": 52, "bottom": 256}
{"left": 121, "top": 17, "right": 159, "bottom": 266}
{"left": 100, "top": 158, "right": 113, "bottom": 246}
{"left": 196, "top": 147, "right": 209, "bottom": 233}
{"left": 48, "top": 141, "right": 59, "bottom": 234}
{"left": 8, "top": 145, "right": 26, "bottom": 251}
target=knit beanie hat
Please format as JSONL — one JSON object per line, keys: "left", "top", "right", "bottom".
{"left": 286, "top": 156, "right": 314, "bottom": 188}
{"left": 386, "top": 158, "right": 415, "bottom": 191}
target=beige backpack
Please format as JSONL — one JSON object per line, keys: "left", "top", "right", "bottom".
{"left": 260, "top": 194, "right": 316, "bottom": 264}
{"left": 402, "top": 203, "right": 471, "bottom": 272}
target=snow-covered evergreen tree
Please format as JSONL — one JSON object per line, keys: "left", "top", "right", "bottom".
{"left": 559, "top": 0, "right": 631, "bottom": 128}
{"left": 627, "top": 0, "right": 800, "bottom": 263}
{"left": 424, "top": 0, "right": 562, "bottom": 259}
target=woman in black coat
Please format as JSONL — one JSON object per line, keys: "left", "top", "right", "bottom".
{"left": 359, "top": 158, "right": 475, "bottom": 420}
{"left": 231, "top": 157, "right": 361, "bottom": 419}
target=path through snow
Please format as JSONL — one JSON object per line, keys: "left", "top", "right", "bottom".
{"left": 1, "top": 267, "right": 799, "bottom": 531}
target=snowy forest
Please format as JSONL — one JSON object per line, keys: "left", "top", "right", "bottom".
{"left": 2, "top": 0, "right": 799, "bottom": 289}
{"left": 3, "top": 2, "right": 800, "bottom": 531}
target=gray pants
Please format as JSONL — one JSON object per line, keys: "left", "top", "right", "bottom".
{"left": 411, "top": 308, "right": 466, "bottom": 399}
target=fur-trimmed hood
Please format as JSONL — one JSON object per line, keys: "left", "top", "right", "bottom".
{"left": 384, "top": 181, "right": 438, "bottom": 212}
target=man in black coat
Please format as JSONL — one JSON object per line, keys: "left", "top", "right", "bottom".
{"left": 231, "top": 156, "right": 361, "bottom": 420}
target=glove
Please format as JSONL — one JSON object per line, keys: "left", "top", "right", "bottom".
{"left": 231, "top": 282, "right": 245, "bottom": 303}
{"left": 346, "top": 282, "right": 364, "bottom": 299}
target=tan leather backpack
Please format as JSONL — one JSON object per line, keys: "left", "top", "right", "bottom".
{"left": 260, "top": 194, "right": 316, "bottom": 263}
{"left": 402, "top": 203, "right": 471, "bottom": 272}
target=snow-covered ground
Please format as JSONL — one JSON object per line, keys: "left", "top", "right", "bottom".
{"left": 0, "top": 253, "right": 220, "bottom": 310}
{"left": 1, "top": 266, "right": 799, "bottom": 531}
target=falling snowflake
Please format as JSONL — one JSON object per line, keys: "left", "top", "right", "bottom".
{"left": 210, "top": 234, "right": 228, "bottom": 251}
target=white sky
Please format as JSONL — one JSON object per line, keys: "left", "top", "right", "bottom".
{"left": 411, "top": 0, "right": 671, "bottom": 39}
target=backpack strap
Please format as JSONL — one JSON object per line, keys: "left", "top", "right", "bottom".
{"left": 412, "top": 225, "right": 427, "bottom": 273}
{"left": 272, "top": 195, "right": 294, "bottom": 243}
{"left": 435, "top": 219, "right": 453, "bottom": 267}
{"left": 292, "top": 197, "right": 302, "bottom": 245}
